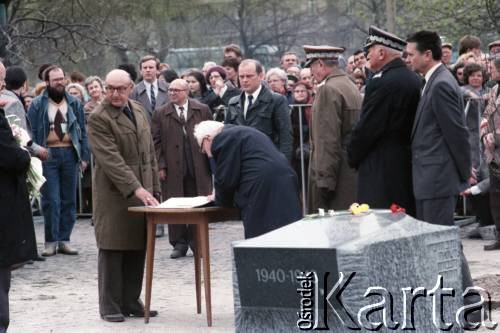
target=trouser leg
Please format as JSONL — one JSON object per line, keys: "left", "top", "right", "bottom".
{"left": 98, "top": 249, "right": 123, "bottom": 315}
{"left": 59, "top": 147, "right": 78, "bottom": 243}
{"left": 121, "top": 250, "right": 146, "bottom": 310}
{"left": 470, "top": 194, "right": 494, "bottom": 227}
{"left": 41, "top": 152, "right": 61, "bottom": 245}
{"left": 415, "top": 196, "right": 456, "bottom": 226}
{"left": 490, "top": 173, "right": 500, "bottom": 238}
{"left": 0, "top": 268, "right": 11, "bottom": 333}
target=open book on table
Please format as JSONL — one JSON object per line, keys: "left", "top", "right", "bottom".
{"left": 154, "top": 196, "right": 214, "bottom": 209}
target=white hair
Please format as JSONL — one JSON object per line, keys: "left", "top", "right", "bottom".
{"left": 265, "top": 67, "right": 287, "bottom": 82}
{"left": 193, "top": 120, "right": 224, "bottom": 146}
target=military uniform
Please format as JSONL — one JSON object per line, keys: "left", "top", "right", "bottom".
{"left": 304, "top": 45, "right": 363, "bottom": 213}
{"left": 348, "top": 26, "right": 422, "bottom": 215}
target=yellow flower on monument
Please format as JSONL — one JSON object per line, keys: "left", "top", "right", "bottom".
{"left": 349, "top": 203, "right": 370, "bottom": 215}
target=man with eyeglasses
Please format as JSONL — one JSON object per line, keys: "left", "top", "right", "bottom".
{"left": 87, "top": 69, "right": 161, "bottom": 322}
{"left": 27, "top": 65, "right": 90, "bottom": 257}
{"left": 151, "top": 79, "right": 213, "bottom": 259}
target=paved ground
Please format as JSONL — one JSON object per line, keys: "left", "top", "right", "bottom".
{"left": 7, "top": 218, "right": 500, "bottom": 332}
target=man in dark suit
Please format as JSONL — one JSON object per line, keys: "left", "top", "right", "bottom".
{"left": 151, "top": 79, "right": 213, "bottom": 259}
{"left": 225, "top": 59, "right": 293, "bottom": 161}
{"left": 407, "top": 31, "right": 482, "bottom": 328}
{"left": 0, "top": 104, "right": 38, "bottom": 332}
{"left": 130, "top": 55, "right": 169, "bottom": 124}
{"left": 406, "top": 31, "right": 471, "bottom": 225}
{"left": 130, "top": 55, "right": 169, "bottom": 237}
{"left": 194, "top": 121, "right": 302, "bottom": 239}
{"left": 348, "top": 26, "right": 421, "bottom": 216}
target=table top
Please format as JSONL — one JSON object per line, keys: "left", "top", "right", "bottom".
{"left": 128, "top": 206, "right": 237, "bottom": 214}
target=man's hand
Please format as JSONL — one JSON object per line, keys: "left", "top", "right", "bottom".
{"left": 460, "top": 188, "right": 472, "bottom": 196}
{"left": 134, "top": 187, "right": 159, "bottom": 206}
{"left": 484, "top": 133, "right": 495, "bottom": 150}
{"left": 38, "top": 147, "right": 49, "bottom": 161}
{"left": 207, "top": 191, "right": 215, "bottom": 202}
{"left": 159, "top": 169, "right": 166, "bottom": 181}
{"left": 81, "top": 161, "right": 88, "bottom": 172}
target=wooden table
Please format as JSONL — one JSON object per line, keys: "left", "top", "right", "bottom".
{"left": 128, "top": 206, "right": 239, "bottom": 326}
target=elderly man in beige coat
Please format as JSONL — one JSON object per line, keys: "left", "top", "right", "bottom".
{"left": 87, "top": 69, "right": 160, "bottom": 322}
{"left": 303, "top": 45, "right": 362, "bottom": 213}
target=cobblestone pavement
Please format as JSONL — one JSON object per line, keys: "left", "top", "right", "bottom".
{"left": 8, "top": 218, "right": 500, "bottom": 332}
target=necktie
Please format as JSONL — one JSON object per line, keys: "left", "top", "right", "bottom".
{"left": 150, "top": 84, "right": 156, "bottom": 111}
{"left": 54, "top": 109, "right": 65, "bottom": 141}
{"left": 245, "top": 95, "right": 253, "bottom": 119}
{"left": 179, "top": 106, "right": 187, "bottom": 136}
{"left": 123, "top": 105, "right": 136, "bottom": 125}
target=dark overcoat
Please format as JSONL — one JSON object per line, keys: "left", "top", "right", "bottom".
{"left": 225, "top": 84, "right": 293, "bottom": 160}
{"left": 0, "top": 109, "right": 37, "bottom": 268}
{"left": 348, "top": 58, "right": 422, "bottom": 215}
{"left": 87, "top": 100, "right": 160, "bottom": 250}
{"left": 308, "top": 68, "right": 362, "bottom": 213}
{"left": 212, "top": 125, "right": 302, "bottom": 239}
{"left": 151, "top": 98, "right": 212, "bottom": 199}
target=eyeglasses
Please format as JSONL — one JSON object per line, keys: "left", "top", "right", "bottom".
{"left": 106, "top": 85, "right": 129, "bottom": 94}
{"left": 168, "top": 88, "right": 187, "bottom": 93}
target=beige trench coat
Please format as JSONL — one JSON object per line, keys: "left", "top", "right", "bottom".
{"left": 87, "top": 99, "right": 160, "bottom": 250}
{"left": 308, "top": 68, "right": 362, "bottom": 213}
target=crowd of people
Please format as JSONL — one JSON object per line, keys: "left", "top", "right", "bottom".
{"left": 1, "top": 26, "right": 500, "bottom": 329}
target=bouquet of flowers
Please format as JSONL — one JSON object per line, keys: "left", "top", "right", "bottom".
{"left": 6, "top": 115, "right": 46, "bottom": 198}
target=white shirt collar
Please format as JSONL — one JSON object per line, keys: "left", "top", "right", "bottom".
{"left": 421, "top": 62, "right": 442, "bottom": 95}
{"left": 174, "top": 100, "right": 189, "bottom": 114}
{"left": 424, "top": 62, "right": 442, "bottom": 84}
{"left": 144, "top": 79, "right": 157, "bottom": 91}
{"left": 245, "top": 84, "right": 262, "bottom": 102}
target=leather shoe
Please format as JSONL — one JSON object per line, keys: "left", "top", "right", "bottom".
{"left": 101, "top": 313, "right": 125, "bottom": 322}
{"left": 34, "top": 255, "right": 46, "bottom": 262}
{"left": 58, "top": 243, "right": 79, "bottom": 255}
{"left": 484, "top": 240, "right": 500, "bottom": 251}
{"left": 170, "top": 247, "right": 187, "bottom": 259}
{"left": 123, "top": 309, "right": 158, "bottom": 318}
{"left": 41, "top": 244, "right": 56, "bottom": 257}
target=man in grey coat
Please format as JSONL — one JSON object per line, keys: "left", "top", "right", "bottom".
{"left": 407, "top": 31, "right": 483, "bottom": 328}
{"left": 407, "top": 31, "right": 471, "bottom": 225}
{"left": 130, "top": 55, "right": 169, "bottom": 124}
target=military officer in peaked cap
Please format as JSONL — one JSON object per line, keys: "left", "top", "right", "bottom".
{"left": 304, "top": 45, "right": 362, "bottom": 213}
{"left": 441, "top": 42, "right": 453, "bottom": 67}
{"left": 347, "top": 26, "right": 422, "bottom": 216}
{"left": 489, "top": 40, "right": 500, "bottom": 55}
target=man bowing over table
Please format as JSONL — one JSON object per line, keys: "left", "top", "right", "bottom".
{"left": 194, "top": 121, "right": 302, "bottom": 239}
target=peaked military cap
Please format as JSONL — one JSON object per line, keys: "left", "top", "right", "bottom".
{"left": 488, "top": 40, "right": 500, "bottom": 52}
{"left": 363, "top": 26, "right": 406, "bottom": 53}
{"left": 442, "top": 42, "right": 453, "bottom": 49}
{"left": 303, "top": 45, "right": 345, "bottom": 68}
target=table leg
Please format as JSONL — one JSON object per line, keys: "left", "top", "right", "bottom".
{"left": 200, "top": 221, "right": 212, "bottom": 326}
{"left": 194, "top": 224, "right": 201, "bottom": 314}
{"left": 144, "top": 216, "right": 157, "bottom": 324}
